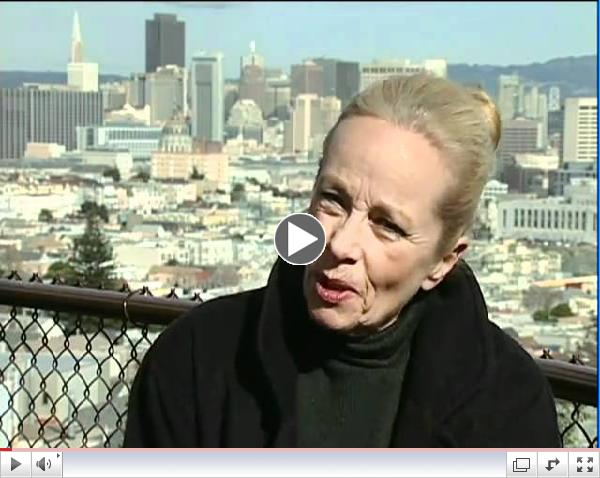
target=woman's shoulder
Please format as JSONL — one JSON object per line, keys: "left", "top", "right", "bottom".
{"left": 146, "top": 286, "right": 267, "bottom": 366}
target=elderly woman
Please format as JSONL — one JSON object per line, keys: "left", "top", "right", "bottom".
{"left": 124, "top": 74, "right": 561, "bottom": 447}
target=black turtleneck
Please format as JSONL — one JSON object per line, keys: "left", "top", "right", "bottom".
{"left": 295, "top": 293, "right": 425, "bottom": 448}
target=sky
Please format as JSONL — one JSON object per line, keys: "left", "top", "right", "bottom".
{"left": 0, "top": 1, "right": 597, "bottom": 78}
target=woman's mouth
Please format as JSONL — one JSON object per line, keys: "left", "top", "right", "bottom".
{"left": 315, "top": 274, "right": 357, "bottom": 305}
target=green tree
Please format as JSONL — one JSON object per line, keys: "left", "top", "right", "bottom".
{"left": 80, "top": 201, "right": 109, "bottom": 223}
{"left": 103, "top": 167, "right": 121, "bottom": 182}
{"left": 38, "top": 208, "right": 54, "bottom": 223}
{"left": 190, "top": 166, "right": 204, "bottom": 180}
{"left": 44, "top": 260, "right": 77, "bottom": 283}
{"left": 550, "top": 303, "right": 574, "bottom": 317}
{"left": 71, "top": 214, "right": 116, "bottom": 289}
{"left": 134, "top": 171, "right": 150, "bottom": 182}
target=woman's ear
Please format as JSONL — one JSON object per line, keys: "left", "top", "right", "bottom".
{"left": 421, "top": 237, "right": 469, "bottom": 291}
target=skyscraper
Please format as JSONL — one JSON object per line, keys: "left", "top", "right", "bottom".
{"left": 291, "top": 61, "right": 324, "bottom": 98}
{"left": 146, "top": 13, "right": 185, "bottom": 73}
{"left": 239, "top": 42, "right": 266, "bottom": 114}
{"left": 497, "top": 75, "right": 521, "bottom": 120}
{"left": 563, "top": 97, "right": 597, "bottom": 163}
{"left": 335, "top": 61, "right": 360, "bottom": 108}
{"left": 0, "top": 86, "right": 103, "bottom": 158}
{"left": 67, "top": 11, "right": 99, "bottom": 92}
{"left": 360, "top": 59, "right": 447, "bottom": 91}
{"left": 548, "top": 86, "right": 561, "bottom": 112}
{"left": 191, "top": 53, "right": 224, "bottom": 142}
{"left": 145, "top": 65, "right": 186, "bottom": 124}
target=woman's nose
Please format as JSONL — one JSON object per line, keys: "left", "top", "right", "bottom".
{"left": 327, "top": 214, "right": 363, "bottom": 264}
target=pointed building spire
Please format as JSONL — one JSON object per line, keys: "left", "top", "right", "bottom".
{"left": 71, "top": 11, "right": 83, "bottom": 62}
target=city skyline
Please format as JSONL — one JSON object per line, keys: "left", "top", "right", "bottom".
{"left": 0, "top": 2, "right": 597, "bottom": 78}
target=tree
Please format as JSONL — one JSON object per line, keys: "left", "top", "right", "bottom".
{"left": 190, "top": 166, "right": 204, "bottom": 180}
{"left": 166, "top": 258, "right": 179, "bottom": 266}
{"left": 71, "top": 214, "right": 116, "bottom": 289}
{"left": 80, "top": 201, "right": 109, "bottom": 223}
{"left": 134, "top": 171, "right": 150, "bottom": 182}
{"left": 44, "top": 261, "right": 77, "bottom": 283}
{"left": 522, "top": 286, "right": 562, "bottom": 313}
{"left": 103, "top": 167, "right": 121, "bottom": 182}
{"left": 550, "top": 303, "right": 574, "bottom": 318}
{"left": 39, "top": 209, "right": 54, "bottom": 223}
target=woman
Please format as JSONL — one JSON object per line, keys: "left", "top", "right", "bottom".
{"left": 124, "top": 74, "right": 561, "bottom": 447}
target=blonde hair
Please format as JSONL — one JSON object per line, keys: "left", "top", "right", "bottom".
{"left": 321, "top": 73, "right": 501, "bottom": 256}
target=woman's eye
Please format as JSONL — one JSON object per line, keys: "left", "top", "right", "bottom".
{"left": 320, "top": 191, "right": 342, "bottom": 205}
{"left": 373, "top": 218, "right": 406, "bottom": 238}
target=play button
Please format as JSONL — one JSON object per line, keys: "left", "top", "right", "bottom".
{"left": 274, "top": 212, "right": 326, "bottom": 265}
{"left": 11, "top": 458, "right": 20, "bottom": 471}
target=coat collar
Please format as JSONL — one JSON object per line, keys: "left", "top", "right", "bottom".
{"left": 255, "top": 258, "right": 492, "bottom": 446}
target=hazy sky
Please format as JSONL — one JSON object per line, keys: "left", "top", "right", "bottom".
{"left": 1, "top": 1, "right": 597, "bottom": 78}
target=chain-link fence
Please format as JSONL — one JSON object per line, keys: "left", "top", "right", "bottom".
{"left": 0, "top": 274, "right": 597, "bottom": 447}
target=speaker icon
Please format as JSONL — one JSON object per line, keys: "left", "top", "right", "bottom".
{"left": 35, "top": 457, "right": 52, "bottom": 471}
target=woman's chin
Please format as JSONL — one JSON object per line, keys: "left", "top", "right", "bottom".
{"left": 308, "top": 306, "right": 360, "bottom": 333}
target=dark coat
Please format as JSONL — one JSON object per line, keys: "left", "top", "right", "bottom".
{"left": 124, "top": 258, "right": 561, "bottom": 447}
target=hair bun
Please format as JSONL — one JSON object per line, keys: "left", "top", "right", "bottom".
{"left": 470, "top": 88, "right": 501, "bottom": 150}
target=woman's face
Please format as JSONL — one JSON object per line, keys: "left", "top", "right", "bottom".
{"left": 303, "top": 116, "right": 466, "bottom": 334}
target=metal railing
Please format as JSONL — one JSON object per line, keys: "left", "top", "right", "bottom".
{"left": 0, "top": 275, "right": 597, "bottom": 447}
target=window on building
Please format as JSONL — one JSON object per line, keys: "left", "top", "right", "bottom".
{"left": 527, "top": 209, "right": 532, "bottom": 228}
{"left": 554, "top": 210, "right": 559, "bottom": 229}
{"left": 561, "top": 210, "right": 565, "bottom": 229}
{"left": 582, "top": 211, "right": 587, "bottom": 230}
{"left": 514, "top": 210, "right": 518, "bottom": 227}
{"left": 567, "top": 211, "right": 572, "bottom": 229}
{"left": 533, "top": 210, "right": 538, "bottom": 228}
{"left": 503, "top": 210, "right": 507, "bottom": 228}
{"left": 541, "top": 210, "right": 545, "bottom": 228}
{"left": 520, "top": 209, "right": 525, "bottom": 227}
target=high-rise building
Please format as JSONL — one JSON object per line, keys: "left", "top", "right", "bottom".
{"left": 145, "top": 65, "right": 186, "bottom": 124}
{"left": 360, "top": 59, "right": 447, "bottom": 91}
{"left": 0, "top": 89, "right": 30, "bottom": 159}
{"left": 563, "top": 97, "right": 597, "bottom": 163}
{"left": 497, "top": 75, "right": 520, "bottom": 120}
{"left": 0, "top": 86, "right": 103, "bottom": 158}
{"left": 67, "top": 11, "right": 99, "bottom": 92}
{"left": 239, "top": 42, "right": 266, "bottom": 114}
{"left": 335, "top": 61, "right": 360, "bottom": 108}
{"left": 191, "top": 53, "right": 224, "bottom": 142}
{"left": 145, "top": 13, "right": 185, "bottom": 73}
{"left": 127, "top": 73, "right": 147, "bottom": 108}
{"left": 312, "top": 58, "right": 338, "bottom": 97}
{"left": 284, "top": 95, "right": 341, "bottom": 154}
{"left": 265, "top": 75, "right": 291, "bottom": 120}
{"left": 291, "top": 61, "right": 324, "bottom": 98}
{"left": 548, "top": 86, "right": 561, "bottom": 112}
{"left": 496, "top": 118, "right": 540, "bottom": 179}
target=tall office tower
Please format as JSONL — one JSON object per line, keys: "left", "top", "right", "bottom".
{"left": 548, "top": 86, "right": 561, "bottom": 112}
{"left": 224, "top": 80, "right": 240, "bottom": 121}
{"left": 0, "top": 89, "right": 30, "bottom": 159}
{"left": 313, "top": 58, "right": 338, "bottom": 97}
{"left": 239, "top": 41, "right": 266, "bottom": 114}
{"left": 191, "top": 52, "right": 224, "bottom": 142}
{"left": 67, "top": 11, "right": 99, "bottom": 92}
{"left": 127, "top": 73, "right": 147, "bottom": 108}
{"left": 291, "top": 61, "right": 324, "bottom": 98}
{"left": 496, "top": 118, "right": 540, "bottom": 179}
{"left": 265, "top": 75, "right": 291, "bottom": 120}
{"left": 145, "top": 13, "right": 185, "bottom": 73}
{"left": 0, "top": 86, "right": 103, "bottom": 158}
{"left": 536, "top": 93, "right": 549, "bottom": 149}
{"left": 563, "top": 97, "right": 598, "bottom": 163}
{"left": 497, "top": 74, "right": 521, "bottom": 120}
{"left": 284, "top": 95, "right": 341, "bottom": 154}
{"left": 335, "top": 61, "right": 360, "bottom": 108}
{"left": 360, "top": 59, "right": 447, "bottom": 91}
{"left": 145, "top": 65, "right": 186, "bottom": 124}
